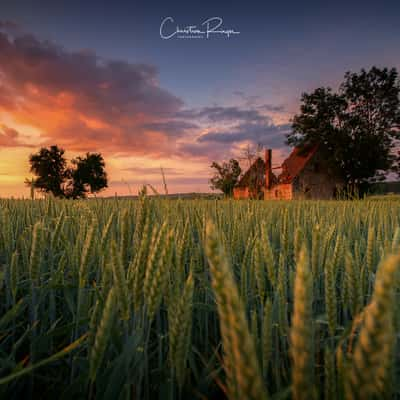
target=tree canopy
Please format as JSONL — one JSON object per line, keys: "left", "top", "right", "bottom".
{"left": 28, "top": 146, "right": 68, "bottom": 198}
{"left": 210, "top": 159, "right": 241, "bottom": 197}
{"left": 28, "top": 146, "right": 108, "bottom": 199}
{"left": 66, "top": 153, "right": 108, "bottom": 199}
{"left": 286, "top": 67, "right": 400, "bottom": 185}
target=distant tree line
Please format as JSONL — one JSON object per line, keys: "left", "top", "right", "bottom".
{"left": 27, "top": 145, "right": 107, "bottom": 199}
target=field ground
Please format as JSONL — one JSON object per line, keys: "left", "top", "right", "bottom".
{"left": 0, "top": 197, "right": 400, "bottom": 399}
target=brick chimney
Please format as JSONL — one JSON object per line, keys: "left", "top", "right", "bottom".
{"left": 265, "top": 148, "right": 272, "bottom": 189}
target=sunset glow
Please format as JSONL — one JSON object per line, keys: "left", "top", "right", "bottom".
{"left": 0, "top": 2, "right": 399, "bottom": 197}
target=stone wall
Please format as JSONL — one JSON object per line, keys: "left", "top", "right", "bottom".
{"left": 264, "top": 183, "right": 292, "bottom": 200}
{"left": 292, "top": 153, "right": 344, "bottom": 199}
{"left": 233, "top": 187, "right": 249, "bottom": 199}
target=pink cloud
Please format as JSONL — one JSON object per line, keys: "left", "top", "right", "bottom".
{"left": 0, "top": 124, "right": 32, "bottom": 147}
{"left": 0, "top": 28, "right": 194, "bottom": 156}
{"left": 0, "top": 23, "right": 290, "bottom": 163}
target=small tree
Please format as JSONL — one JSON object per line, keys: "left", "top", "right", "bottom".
{"left": 210, "top": 159, "right": 241, "bottom": 197}
{"left": 28, "top": 146, "right": 108, "bottom": 199}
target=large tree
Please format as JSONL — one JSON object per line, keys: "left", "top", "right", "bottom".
{"left": 210, "top": 159, "right": 241, "bottom": 197}
{"left": 287, "top": 67, "right": 400, "bottom": 186}
{"left": 28, "top": 145, "right": 68, "bottom": 197}
{"left": 28, "top": 146, "right": 108, "bottom": 198}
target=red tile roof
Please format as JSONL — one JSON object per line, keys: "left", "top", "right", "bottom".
{"left": 236, "top": 145, "right": 318, "bottom": 189}
{"left": 278, "top": 145, "right": 318, "bottom": 183}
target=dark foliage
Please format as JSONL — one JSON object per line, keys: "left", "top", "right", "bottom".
{"left": 209, "top": 159, "right": 241, "bottom": 197}
{"left": 28, "top": 146, "right": 107, "bottom": 198}
{"left": 287, "top": 67, "right": 400, "bottom": 185}
{"left": 28, "top": 145, "right": 68, "bottom": 198}
{"left": 66, "top": 153, "right": 108, "bottom": 199}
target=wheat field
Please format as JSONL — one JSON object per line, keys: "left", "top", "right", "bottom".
{"left": 0, "top": 197, "right": 399, "bottom": 399}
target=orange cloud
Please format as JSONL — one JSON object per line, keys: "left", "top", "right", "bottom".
{"left": 0, "top": 124, "right": 34, "bottom": 147}
{"left": 0, "top": 28, "right": 195, "bottom": 157}
{"left": 0, "top": 23, "right": 291, "bottom": 197}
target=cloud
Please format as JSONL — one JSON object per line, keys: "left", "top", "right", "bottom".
{"left": 0, "top": 20, "right": 20, "bottom": 33}
{"left": 0, "top": 22, "right": 290, "bottom": 170}
{"left": 0, "top": 25, "right": 188, "bottom": 155}
{"left": 257, "top": 104, "right": 286, "bottom": 113}
{"left": 0, "top": 84, "right": 17, "bottom": 110}
{"left": 111, "top": 176, "right": 208, "bottom": 186}
{"left": 198, "top": 122, "right": 291, "bottom": 148}
{"left": 175, "top": 103, "right": 290, "bottom": 157}
{"left": 174, "top": 104, "right": 291, "bottom": 161}
{"left": 0, "top": 124, "right": 33, "bottom": 147}
{"left": 121, "top": 166, "right": 185, "bottom": 176}
{"left": 176, "top": 105, "right": 290, "bottom": 148}
{"left": 177, "top": 106, "right": 267, "bottom": 123}
{"left": 233, "top": 91, "right": 285, "bottom": 112}
{"left": 177, "top": 141, "right": 235, "bottom": 161}
{"left": 139, "top": 120, "right": 199, "bottom": 137}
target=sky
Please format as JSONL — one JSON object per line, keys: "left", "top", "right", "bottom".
{"left": 0, "top": 0, "right": 399, "bottom": 197}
